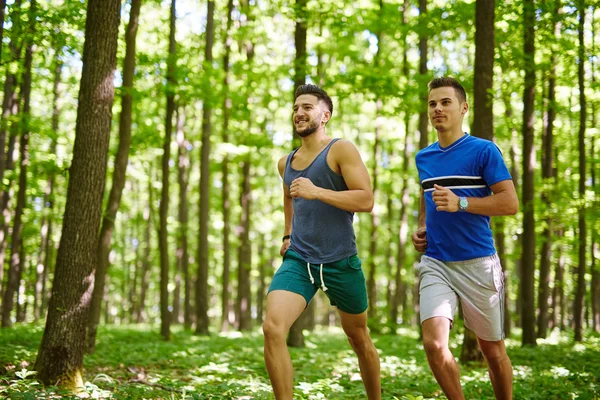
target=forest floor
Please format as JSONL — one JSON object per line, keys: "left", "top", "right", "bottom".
{"left": 0, "top": 323, "right": 598, "bottom": 399}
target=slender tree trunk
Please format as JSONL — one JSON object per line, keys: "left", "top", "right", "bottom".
{"left": 418, "top": 0, "right": 428, "bottom": 150}
{"left": 291, "top": 0, "right": 307, "bottom": 150}
{"left": 520, "top": 0, "right": 537, "bottom": 346}
{"left": 195, "top": 0, "right": 215, "bottom": 335}
{"left": 287, "top": 0, "right": 310, "bottom": 347}
{"left": 1, "top": 0, "right": 35, "bottom": 328}
{"left": 34, "top": 0, "right": 120, "bottom": 388}
{"left": 158, "top": 0, "right": 177, "bottom": 341}
{"left": 0, "top": 1, "right": 23, "bottom": 302}
{"left": 220, "top": 0, "right": 234, "bottom": 332}
{"left": 176, "top": 108, "right": 191, "bottom": 329}
{"left": 136, "top": 177, "right": 153, "bottom": 323}
{"left": 256, "top": 235, "right": 266, "bottom": 325}
{"left": 0, "top": 0, "right": 6, "bottom": 65}
{"left": 236, "top": 158, "right": 252, "bottom": 331}
{"left": 86, "top": 0, "right": 141, "bottom": 352}
{"left": 461, "top": 0, "right": 495, "bottom": 361}
{"left": 591, "top": 9, "right": 600, "bottom": 334}
{"left": 574, "top": 0, "right": 587, "bottom": 342}
{"left": 537, "top": 5, "right": 559, "bottom": 338}
{"left": 367, "top": 101, "right": 380, "bottom": 323}
{"left": 472, "top": 0, "right": 495, "bottom": 141}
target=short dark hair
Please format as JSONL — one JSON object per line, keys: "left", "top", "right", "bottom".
{"left": 294, "top": 84, "right": 333, "bottom": 116}
{"left": 428, "top": 77, "right": 467, "bottom": 103}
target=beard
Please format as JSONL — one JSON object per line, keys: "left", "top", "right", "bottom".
{"left": 294, "top": 119, "right": 320, "bottom": 138}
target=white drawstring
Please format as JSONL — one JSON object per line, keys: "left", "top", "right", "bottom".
{"left": 307, "top": 262, "right": 328, "bottom": 292}
{"left": 307, "top": 262, "right": 315, "bottom": 284}
{"left": 319, "top": 264, "right": 328, "bottom": 292}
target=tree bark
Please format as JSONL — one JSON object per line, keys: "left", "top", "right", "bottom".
{"left": 220, "top": 0, "right": 234, "bottom": 332}
{"left": 34, "top": 0, "right": 120, "bottom": 388}
{"left": 1, "top": 0, "right": 35, "bottom": 328}
{"left": 367, "top": 100, "right": 380, "bottom": 324}
{"left": 236, "top": 158, "right": 252, "bottom": 331}
{"left": 520, "top": 0, "right": 537, "bottom": 346}
{"left": 461, "top": 0, "right": 495, "bottom": 361}
{"left": 418, "top": 0, "right": 428, "bottom": 150}
{"left": 0, "top": 0, "right": 23, "bottom": 302}
{"left": 287, "top": 0, "right": 310, "bottom": 347}
{"left": 135, "top": 176, "right": 153, "bottom": 323}
{"left": 537, "top": 3, "right": 559, "bottom": 338}
{"left": 176, "top": 108, "right": 191, "bottom": 329}
{"left": 195, "top": 0, "right": 215, "bottom": 335}
{"left": 291, "top": 0, "right": 307, "bottom": 150}
{"left": 158, "top": 0, "right": 177, "bottom": 341}
{"left": 573, "top": 0, "right": 586, "bottom": 343}
{"left": 86, "top": 0, "right": 141, "bottom": 352}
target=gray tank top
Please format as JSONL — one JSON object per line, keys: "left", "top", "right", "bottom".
{"left": 284, "top": 138, "right": 357, "bottom": 263}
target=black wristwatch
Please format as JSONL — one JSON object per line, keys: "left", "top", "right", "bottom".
{"left": 282, "top": 235, "right": 291, "bottom": 242}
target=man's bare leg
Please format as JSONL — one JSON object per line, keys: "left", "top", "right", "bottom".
{"left": 337, "top": 308, "right": 381, "bottom": 400}
{"left": 478, "top": 338, "right": 513, "bottom": 400}
{"left": 422, "top": 317, "right": 465, "bottom": 400}
{"left": 263, "top": 290, "right": 306, "bottom": 400}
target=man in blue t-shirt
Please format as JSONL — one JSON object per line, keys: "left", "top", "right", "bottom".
{"left": 412, "top": 77, "right": 518, "bottom": 400}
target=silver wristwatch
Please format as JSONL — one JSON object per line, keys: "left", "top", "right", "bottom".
{"left": 458, "top": 196, "right": 468, "bottom": 212}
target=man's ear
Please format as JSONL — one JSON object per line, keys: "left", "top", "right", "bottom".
{"left": 322, "top": 110, "right": 331, "bottom": 125}
{"left": 462, "top": 102, "right": 469, "bottom": 115}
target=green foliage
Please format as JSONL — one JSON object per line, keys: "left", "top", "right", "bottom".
{"left": 1, "top": 325, "right": 599, "bottom": 399}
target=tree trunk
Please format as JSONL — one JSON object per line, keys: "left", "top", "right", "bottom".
{"left": 367, "top": 100, "right": 380, "bottom": 324}
{"left": 0, "top": 0, "right": 7, "bottom": 65}
{"left": 176, "top": 107, "right": 191, "bottom": 329}
{"left": 574, "top": 0, "right": 586, "bottom": 343}
{"left": 1, "top": 0, "right": 35, "bottom": 327}
{"left": 0, "top": 1, "right": 23, "bottom": 302}
{"left": 86, "top": 0, "right": 141, "bottom": 352}
{"left": 158, "top": 0, "right": 177, "bottom": 341}
{"left": 220, "top": 0, "right": 234, "bottom": 332}
{"left": 287, "top": 0, "right": 310, "bottom": 346}
{"left": 195, "top": 0, "right": 215, "bottom": 335}
{"left": 237, "top": 158, "right": 252, "bottom": 331}
{"left": 292, "top": 0, "right": 307, "bottom": 150}
{"left": 34, "top": 51, "right": 61, "bottom": 322}
{"left": 472, "top": 0, "right": 494, "bottom": 141}
{"left": 520, "top": 0, "right": 537, "bottom": 346}
{"left": 392, "top": 115, "right": 411, "bottom": 331}
{"left": 136, "top": 177, "right": 153, "bottom": 323}
{"left": 418, "top": 0, "right": 428, "bottom": 150}
{"left": 34, "top": 0, "right": 120, "bottom": 388}
{"left": 460, "top": 0, "right": 495, "bottom": 361}
{"left": 537, "top": 10, "right": 558, "bottom": 338}
{"left": 256, "top": 235, "right": 269, "bottom": 325}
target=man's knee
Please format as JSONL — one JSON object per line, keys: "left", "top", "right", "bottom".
{"left": 263, "top": 318, "right": 288, "bottom": 342}
{"left": 479, "top": 340, "right": 508, "bottom": 364}
{"left": 423, "top": 336, "right": 448, "bottom": 356}
{"left": 345, "top": 326, "right": 371, "bottom": 350}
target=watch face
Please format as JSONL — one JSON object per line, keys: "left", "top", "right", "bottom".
{"left": 460, "top": 198, "right": 468, "bottom": 209}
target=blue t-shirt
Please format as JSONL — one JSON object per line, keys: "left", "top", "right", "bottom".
{"left": 415, "top": 133, "right": 512, "bottom": 261}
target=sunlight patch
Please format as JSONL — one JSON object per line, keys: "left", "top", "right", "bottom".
{"left": 199, "top": 362, "right": 231, "bottom": 374}
{"left": 513, "top": 365, "right": 533, "bottom": 378}
{"left": 296, "top": 379, "right": 345, "bottom": 397}
{"left": 572, "top": 343, "right": 586, "bottom": 353}
{"left": 550, "top": 366, "right": 571, "bottom": 377}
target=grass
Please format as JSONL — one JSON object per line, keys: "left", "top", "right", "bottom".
{"left": 0, "top": 323, "right": 599, "bottom": 399}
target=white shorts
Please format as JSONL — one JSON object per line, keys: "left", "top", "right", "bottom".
{"left": 417, "top": 254, "right": 505, "bottom": 341}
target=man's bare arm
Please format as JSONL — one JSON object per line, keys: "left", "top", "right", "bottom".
{"left": 278, "top": 156, "right": 293, "bottom": 255}
{"left": 411, "top": 188, "right": 427, "bottom": 252}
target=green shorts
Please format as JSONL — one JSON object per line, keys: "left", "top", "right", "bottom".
{"left": 267, "top": 249, "right": 368, "bottom": 314}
